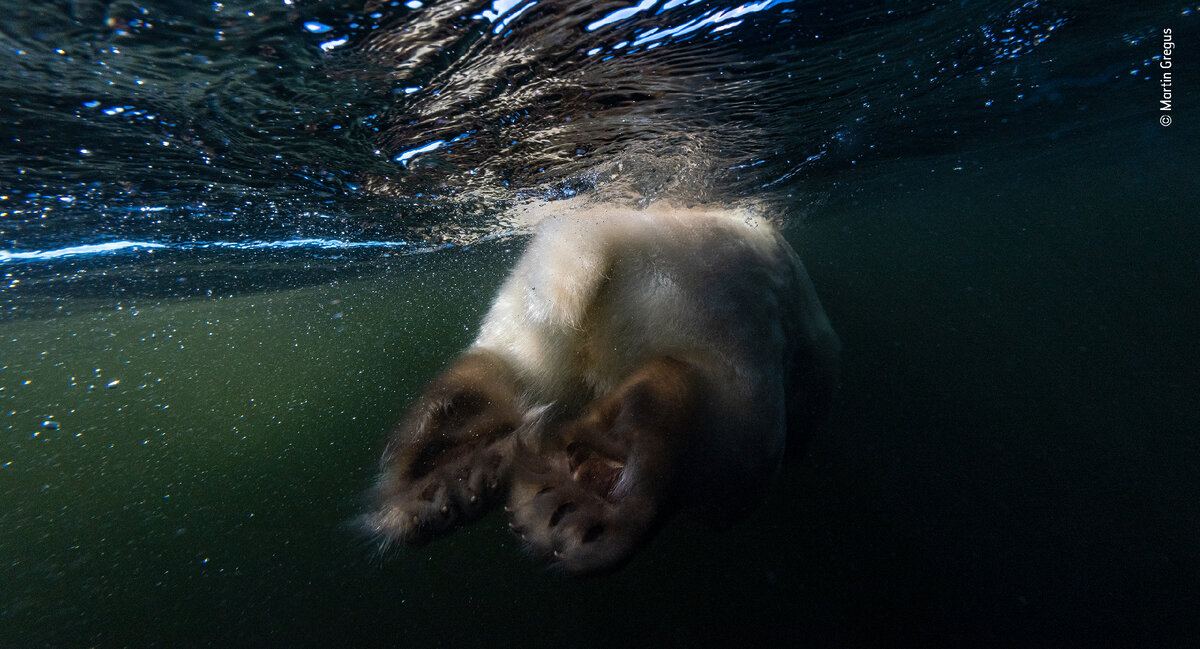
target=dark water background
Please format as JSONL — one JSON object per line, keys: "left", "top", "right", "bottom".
{"left": 2, "top": 1, "right": 1198, "bottom": 647}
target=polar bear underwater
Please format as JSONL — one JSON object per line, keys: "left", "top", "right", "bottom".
{"left": 360, "top": 203, "right": 840, "bottom": 574}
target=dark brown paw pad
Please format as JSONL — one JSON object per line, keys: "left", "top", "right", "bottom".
{"left": 507, "top": 470, "right": 654, "bottom": 575}
{"left": 367, "top": 441, "right": 512, "bottom": 546}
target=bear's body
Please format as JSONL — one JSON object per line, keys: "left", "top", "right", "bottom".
{"left": 363, "top": 205, "right": 839, "bottom": 574}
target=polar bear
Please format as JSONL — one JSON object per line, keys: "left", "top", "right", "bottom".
{"left": 361, "top": 204, "right": 839, "bottom": 574}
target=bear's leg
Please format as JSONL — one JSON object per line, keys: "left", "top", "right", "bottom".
{"left": 506, "top": 356, "right": 705, "bottom": 574}
{"left": 362, "top": 350, "right": 523, "bottom": 546}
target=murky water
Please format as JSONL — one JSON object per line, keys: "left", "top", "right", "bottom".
{"left": 2, "top": 1, "right": 1198, "bottom": 647}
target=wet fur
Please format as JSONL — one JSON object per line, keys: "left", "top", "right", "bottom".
{"left": 360, "top": 204, "right": 840, "bottom": 574}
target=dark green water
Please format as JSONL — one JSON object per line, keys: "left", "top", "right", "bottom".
{"left": 2, "top": 1, "right": 1198, "bottom": 647}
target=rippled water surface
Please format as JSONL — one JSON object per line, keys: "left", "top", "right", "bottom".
{"left": 2, "top": 1, "right": 1198, "bottom": 647}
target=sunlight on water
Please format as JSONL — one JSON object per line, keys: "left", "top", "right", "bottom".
{"left": 0, "top": 241, "right": 168, "bottom": 262}
{"left": 0, "top": 0, "right": 1111, "bottom": 262}
{"left": 0, "top": 239, "right": 437, "bottom": 264}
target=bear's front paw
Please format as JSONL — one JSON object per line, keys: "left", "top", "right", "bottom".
{"left": 364, "top": 434, "right": 514, "bottom": 546}
{"left": 362, "top": 350, "right": 523, "bottom": 547}
{"left": 505, "top": 356, "right": 701, "bottom": 573}
{"left": 507, "top": 439, "right": 659, "bottom": 575}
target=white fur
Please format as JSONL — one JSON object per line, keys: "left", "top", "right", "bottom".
{"left": 472, "top": 204, "right": 838, "bottom": 467}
